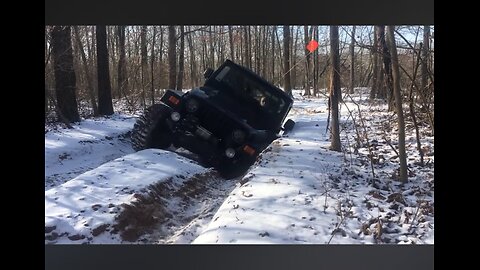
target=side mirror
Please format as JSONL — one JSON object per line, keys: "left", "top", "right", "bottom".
{"left": 283, "top": 119, "right": 295, "bottom": 133}
{"left": 203, "top": 68, "right": 214, "bottom": 79}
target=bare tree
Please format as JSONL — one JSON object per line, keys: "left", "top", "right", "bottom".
{"left": 51, "top": 26, "right": 80, "bottom": 123}
{"left": 176, "top": 25, "right": 185, "bottom": 90}
{"left": 386, "top": 26, "right": 408, "bottom": 183}
{"left": 329, "top": 25, "right": 341, "bottom": 152}
{"left": 421, "top": 25, "right": 430, "bottom": 97}
{"left": 187, "top": 26, "right": 198, "bottom": 87}
{"left": 349, "top": 26, "right": 356, "bottom": 94}
{"left": 140, "top": 26, "right": 148, "bottom": 108}
{"left": 283, "top": 25, "right": 292, "bottom": 96}
{"left": 96, "top": 25, "right": 114, "bottom": 115}
{"left": 378, "top": 25, "right": 395, "bottom": 111}
{"left": 304, "top": 26, "right": 312, "bottom": 96}
{"left": 377, "top": 26, "right": 387, "bottom": 101}
{"left": 228, "top": 26, "right": 235, "bottom": 61}
{"left": 73, "top": 26, "right": 98, "bottom": 115}
{"left": 117, "top": 26, "right": 128, "bottom": 99}
{"left": 168, "top": 26, "right": 177, "bottom": 89}
{"left": 370, "top": 26, "right": 379, "bottom": 99}
{"left": 271, "top": 26, "right": 276, "bottom": 83}
{"left": 150, "top": 26, "right": 156, "bottom": 105}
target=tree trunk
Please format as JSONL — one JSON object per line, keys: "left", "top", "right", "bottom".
{"left": 168, "top": 26, "right": 177, "bottom": 89}
{"left": 386, "top": 26, "right": 408, "bottom": 183}
{"left": 140, "top": 26, "right": 148, "bottom": 108}
{"left": 370, "top": 26, "right": 379, "bottom": 99}
{"left": 243, "top": 26, "right": 251, "bottom": 69}
{"left": 117, "top": 26, "right": 128, "bottom": 99}
{"left": 421, "top": 25, "right": 430, "bottom": 98}
{"left": 329, "top": 26, "right": 341, "bottom": 152}
{"left": 349, "top": 26, "right": 356, "bottom": 94}
{"left": 209, "top": 26, "right": 215, "bottom": 68}
{"left": 187, "top": 27, "right": 198, "bottom": 87}
{"left": 283, "top": 25, "right": 292, "bottom": 96}
{"left": 228, "top": 26, "right": 235, "bottom": 61}
{"left": 96, "top": 25, "right": 114, "bottom": 115}
{"left": 51, "top": 26, "right": 80, "bottom": 123}
{"left": 262, "top": 26, "right": 267, "bottom": 78}
{"left": 176, "top": 25, "right": 185, "bottom": 90}
{"left": 292, "top": 26, "right": 300, "bottom": 89}
{"left": 304, "top": 26, "right": 312, "bottom": 96}
{"left": 313, "top": 26, "right": 319, "bottom": 96}
{"left": 271, "top": 26, "right": 276, "bottom": 83}
{"left": 73, "top": 26, "right": 98, "bottom": 115}
{"left": 379, "top": 25, "right": 394, "bottom": 111}
{"left": 150, "top": 26, "right": 156, "bottom": 105}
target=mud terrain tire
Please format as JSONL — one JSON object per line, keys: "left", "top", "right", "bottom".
{"left": 131, "top": 104, "right": 173, "bottom": 151}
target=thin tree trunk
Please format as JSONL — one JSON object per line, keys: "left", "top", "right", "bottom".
{"left": 51, "top": 26, "right": 80, "bottom": 122}
{"left": 379, "top": 25, "right": 394, "bottom": 111}
{"left": 158, "top": 26, "right": 164, "bottom": 91}
{"left": 304, "top": 26, "right": 312, "bottom": 96}
{"left": 421, "top": 25, "right": 430, "bottom": 99}
{"left": 73, "top": 26, "right": 98, "bottom": 115}
{"left": 151, "top": 26, "right": 156, "bottom": 105}
{"left": 313, "top": 26, "right": 319, "bottom": 96}
{"left": 271, "top": 26, "right": 276, "bottom": 83}
{"left": 140, "top": 26, "right": 147, "bottom": 108}
{"left": 386, "top": 25, "right": 408, "bottom": 183}
{"left": 117, "top": 26, "right": 128, "bottom": 99}
{"left": 177, "top": 26, "right": 185, "bottom": 90}
{"left": 283, "top": 25, "right": 292, "bottom": 96}
{"left": 209, "top": 26, "right": 215, "bottom": 68}
{"left": 96, "top": 25, "right": 114, "bottom": 115}
{"left": 262, "top": 26, "right": 267, "bottom": 78}
{"left": 329, "top": 25, "right": 341, "bottom": 152}
{"left": 187, "top": 27, "right": 198, "bottom": 86}
{"left": 370, "top": 26, "right": 379, "bottom": 99}
{"left": 349, "top": 26, "right": 356, "bottom": 94}
{"left": 292, "top": 26, "right": 300, "bottom": 89}
{"left": 168, "top": 26, "right": 177, "bottom": 89}
{"left": 243, "top": 26, "right": 251, "bottom": 69}
{"left": 228, "top": 26, "right": 235, "bottom": 61}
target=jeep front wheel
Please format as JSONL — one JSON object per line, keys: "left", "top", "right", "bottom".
{"left": 131, "top": 103, "right": 173, "bottom": 151}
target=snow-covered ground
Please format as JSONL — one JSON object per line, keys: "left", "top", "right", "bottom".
{"left": 193, "top": 89, "right": 433, "bottom": 244}
{"left": 45, "top": 89, "right": 434, "bottom": 244}
{"left": 45, "top": 114, "right": 137, "bottom": 190}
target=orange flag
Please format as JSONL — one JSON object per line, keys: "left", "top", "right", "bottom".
{"left": 306, "top": 39, "right": 319, "bottom": 53}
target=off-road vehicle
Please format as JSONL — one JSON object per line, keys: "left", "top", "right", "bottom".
{"left": 131, "top": 59, "right": 295, "bottom": 178}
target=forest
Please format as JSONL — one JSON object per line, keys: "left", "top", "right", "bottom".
{"left": 45, "top": 25, "right": 434, "bottom": 244}
{"left": 45, "top": 26, "right": 433, "bottom": 116}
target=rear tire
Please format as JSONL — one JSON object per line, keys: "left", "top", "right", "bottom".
{"left": 131, "top": 104, "right": 173, "bottom": 151}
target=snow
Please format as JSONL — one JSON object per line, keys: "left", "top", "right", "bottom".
{"left": 45, "top": 149, "right": 208, "bottom": 244}
{"left": 45, "top": 88, "right": 434, "bottom": 244}
{"left": 45, "top": 113, "right": 137, "bottom": 190}
{"left": 193, "top": 89, "right": 434, "bottom": 244}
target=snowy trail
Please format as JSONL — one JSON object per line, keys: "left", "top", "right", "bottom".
{"left": 193, "top": 93, "right": 434, "bottom": 244}
{"left": 45, "top": 114, "right": 137, "bottom": 190}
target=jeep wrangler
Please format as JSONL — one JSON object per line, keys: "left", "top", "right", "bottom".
{"left": 131, "top": 59, "right": 295, "bottom": 178}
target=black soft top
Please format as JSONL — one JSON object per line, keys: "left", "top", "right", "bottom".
{"left": 219, "top": 59, "right": 293, "bottom": 105}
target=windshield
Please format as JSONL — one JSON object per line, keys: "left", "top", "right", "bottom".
{"left": 214, "top": 66, "right": 286, "bottom": 115}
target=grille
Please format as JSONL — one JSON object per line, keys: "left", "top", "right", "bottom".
{"left": 196, "top": 106, "right": 232, "bottom": 138}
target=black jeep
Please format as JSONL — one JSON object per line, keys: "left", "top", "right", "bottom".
{"left": 131, "top": 59, "right": 295, "bottom": 178}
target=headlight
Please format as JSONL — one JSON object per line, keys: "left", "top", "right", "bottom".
{"left": 232, "top": 129, "right": 246, "bottom": 144}
{"left": 186, "top": 99, "right": 199, "bottom": 113}
{"left": 171, "top": 112, "right": 181, "bottom": 121}
{"left": 225, "top": 148, "right": 236, "bottom": 158}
